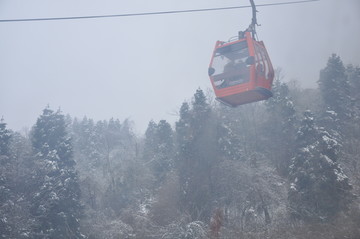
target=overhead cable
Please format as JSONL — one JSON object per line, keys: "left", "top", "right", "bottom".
{"left": 0, "top": 0, "right": 319, "bottom": 23}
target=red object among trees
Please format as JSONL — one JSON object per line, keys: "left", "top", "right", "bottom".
{"left": 208, "top": 31, "right": 274, "bottom": 107}
{"left": 208, "top": 0, "right": 274, "bottom": 107}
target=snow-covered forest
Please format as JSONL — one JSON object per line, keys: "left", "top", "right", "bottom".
{"left": 1, "top": 54, "right": 360, "bottom": 238}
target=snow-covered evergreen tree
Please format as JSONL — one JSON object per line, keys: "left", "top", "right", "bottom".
{"left": 215, "top": 106, "right": 244, "bottom": 161}
{"left": 191, "top": 88, "right": 211, "bottom": 136}
{"left": 0, "top": 118, "right": 11, "bottom": 156}
{"left": 347, "top": 64, "right": 360, "bottom": 118}
{"left": 143, "top": 120, "right": 158, "bottom": 159}
{"left": 175, "top": 89, "right": 218, "bottom": 221}
{"left": 345, "top": 64, "right": 360, "bottom": 141}
{"left": 98, "top": 118, "right": 148, "bottom": 214}
{"left": 1, "top": 120, "right": 34, "bottom": 238}
{"left": 318, "top": 54, "right": 352, "bottom": 123}
{"left": 30, "top": 107, "right": 83, "bottom": 238}
{"left": 7, "top": 132, "right": 35, "bottom": 238}
{"left": 288, "top": 111, "right": 353, "bottom": 221}
{"left": 317, "top": 58, "right": 360, "bottom": 208}
{"left": 72, "top": 117, "right": 102, "bottom": 168}
{"left": 345, "top": 64, "right": 360, "bottom": 193}
{"left": 143, "top": 120, "right": 174, "bottom": 184}
{"left": 175, "top": 101, "right": 192, "bottom": 160}
{"left": 0, "top": 119, "right": 13, "bottom": 238}
{"left": 265, "top": 78, "right": 297, "bottom": 175}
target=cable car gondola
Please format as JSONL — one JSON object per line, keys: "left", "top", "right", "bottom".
{"left": 208, "top": 0, "right": 274, "bottom": 107}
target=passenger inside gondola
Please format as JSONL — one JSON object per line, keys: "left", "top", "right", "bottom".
{"left": 210, "top": 41, "right": 251, "bottom": 89}
{"left": 223, "top": 59, "right": 249, "bottom": 86}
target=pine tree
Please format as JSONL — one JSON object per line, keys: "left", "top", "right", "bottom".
{"left": 32, "top": 108, "right": 74, "bottom": 167}
{"left": 0, "top": 119, "right": 13, "bottom": 238}
{"left": 288, "top": 111, "right": 353, "bottom": 221}
{"left": 347, "top": 64, "right": 360, "bottom": 117}
{"left": 265, "top": 78, "right": 297, "bottom": 175}
{"left": 1, "top": 121, "right": 35, "bottom": 238}
{"left": 343, "top": 64, "right": 360, "bottom": 213}
{"left": 71, "top": 117, "right": 105, "bottom": 212}
{"left": 318, "top": 57, "right": 360, "bottom": 206}
{"left": 175, "top": 102, "right": 192, "bottom": 159}
{"left": 346, "top": 65, "right": 360, "bottom": 140}
{"left": 216, "top": 107, "right": 243, "bottom": 161}
{"left": 191, "top": 88, "right": 211, "bottom": 136}
{"left": 175, "top": 89, "right": 218, "bottom": 221}
{"left": 0, "top": 118, "right": 11, "bottom": 156}
{"left": 318, "top": 54, "right": 352, "bottom": 123}
{"left": 154, "top": 120, "right": 174, "bottom": 179}
{"left": 143, "top": 119, "right": 174, "bottom": 184}
{"left": 72, "top": 117, "right": 102, "bottom": 168}
{"left": 143, "top": 120, "right": 158, "bottom": 162}
{"left": 30, "top": 107, "right": 83, "bottom": 238}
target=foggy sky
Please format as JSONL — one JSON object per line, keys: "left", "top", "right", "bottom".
{"left": 1, "top": 0, "right": 359, "bottom": 134}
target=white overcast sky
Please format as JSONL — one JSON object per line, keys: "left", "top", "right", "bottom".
{"left": 1, "top": 0, "right": 359, "bottom": 134}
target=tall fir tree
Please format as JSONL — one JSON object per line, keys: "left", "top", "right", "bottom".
{"left": 1, "top": 121, "right": 35, "bottom": 238}
{"left": 143, "top": 119, "right": 174, "bottom": 184}
{"left": 265, "top": 79, "right": 297, "bottom": 175}
{"left": 346, "top": 64, "right": 360, "bottom": 141}
{"left": 175, "top": 101, "right": 192, "bottom": 159}
{"left": 216, "top": 112, "right": 243, "bottom": 161}
{"left": 347, "top": 64, "right": 360, "bottom": 117}
{"left": 0, "top": 119, "right": 13, "bottom": 238}
{"left": 0, "top": 118, "right": 11, "bottom": 156}
{"left": 175, "top": 89, "right": 218, "bottom": 221}
{"left": 30, "top": 107, "right": 83, "bottom": 238}
{"left": 318, "top": 54, "right": 352, "bottom": 124}
{"left": 72, "top": 117, "right": 102, "bottom": 168}
{"left": 318, "top": 56, "right": 360, "bottom": 203}
{"left": 191, "top": 88, "right": 211, "bottom": 136}
{"left": 288, "top": 111, "right": 353, "bottom": 221}
{"left": 154, "top": 120, "right": 174, "bottom": 180}
{"left": 143, "top": 120, "right": 158, "bottom": 163}
{"left": 343, "top": 63, "right": 360, "bottom": 208}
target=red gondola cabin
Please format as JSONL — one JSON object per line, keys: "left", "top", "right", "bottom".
{"left": 208, "top": 31, "right": 274, "bottom": 107}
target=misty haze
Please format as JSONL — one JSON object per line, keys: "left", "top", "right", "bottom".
{"left": 1, "top": 0, "right": 360, "bottom": 238}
